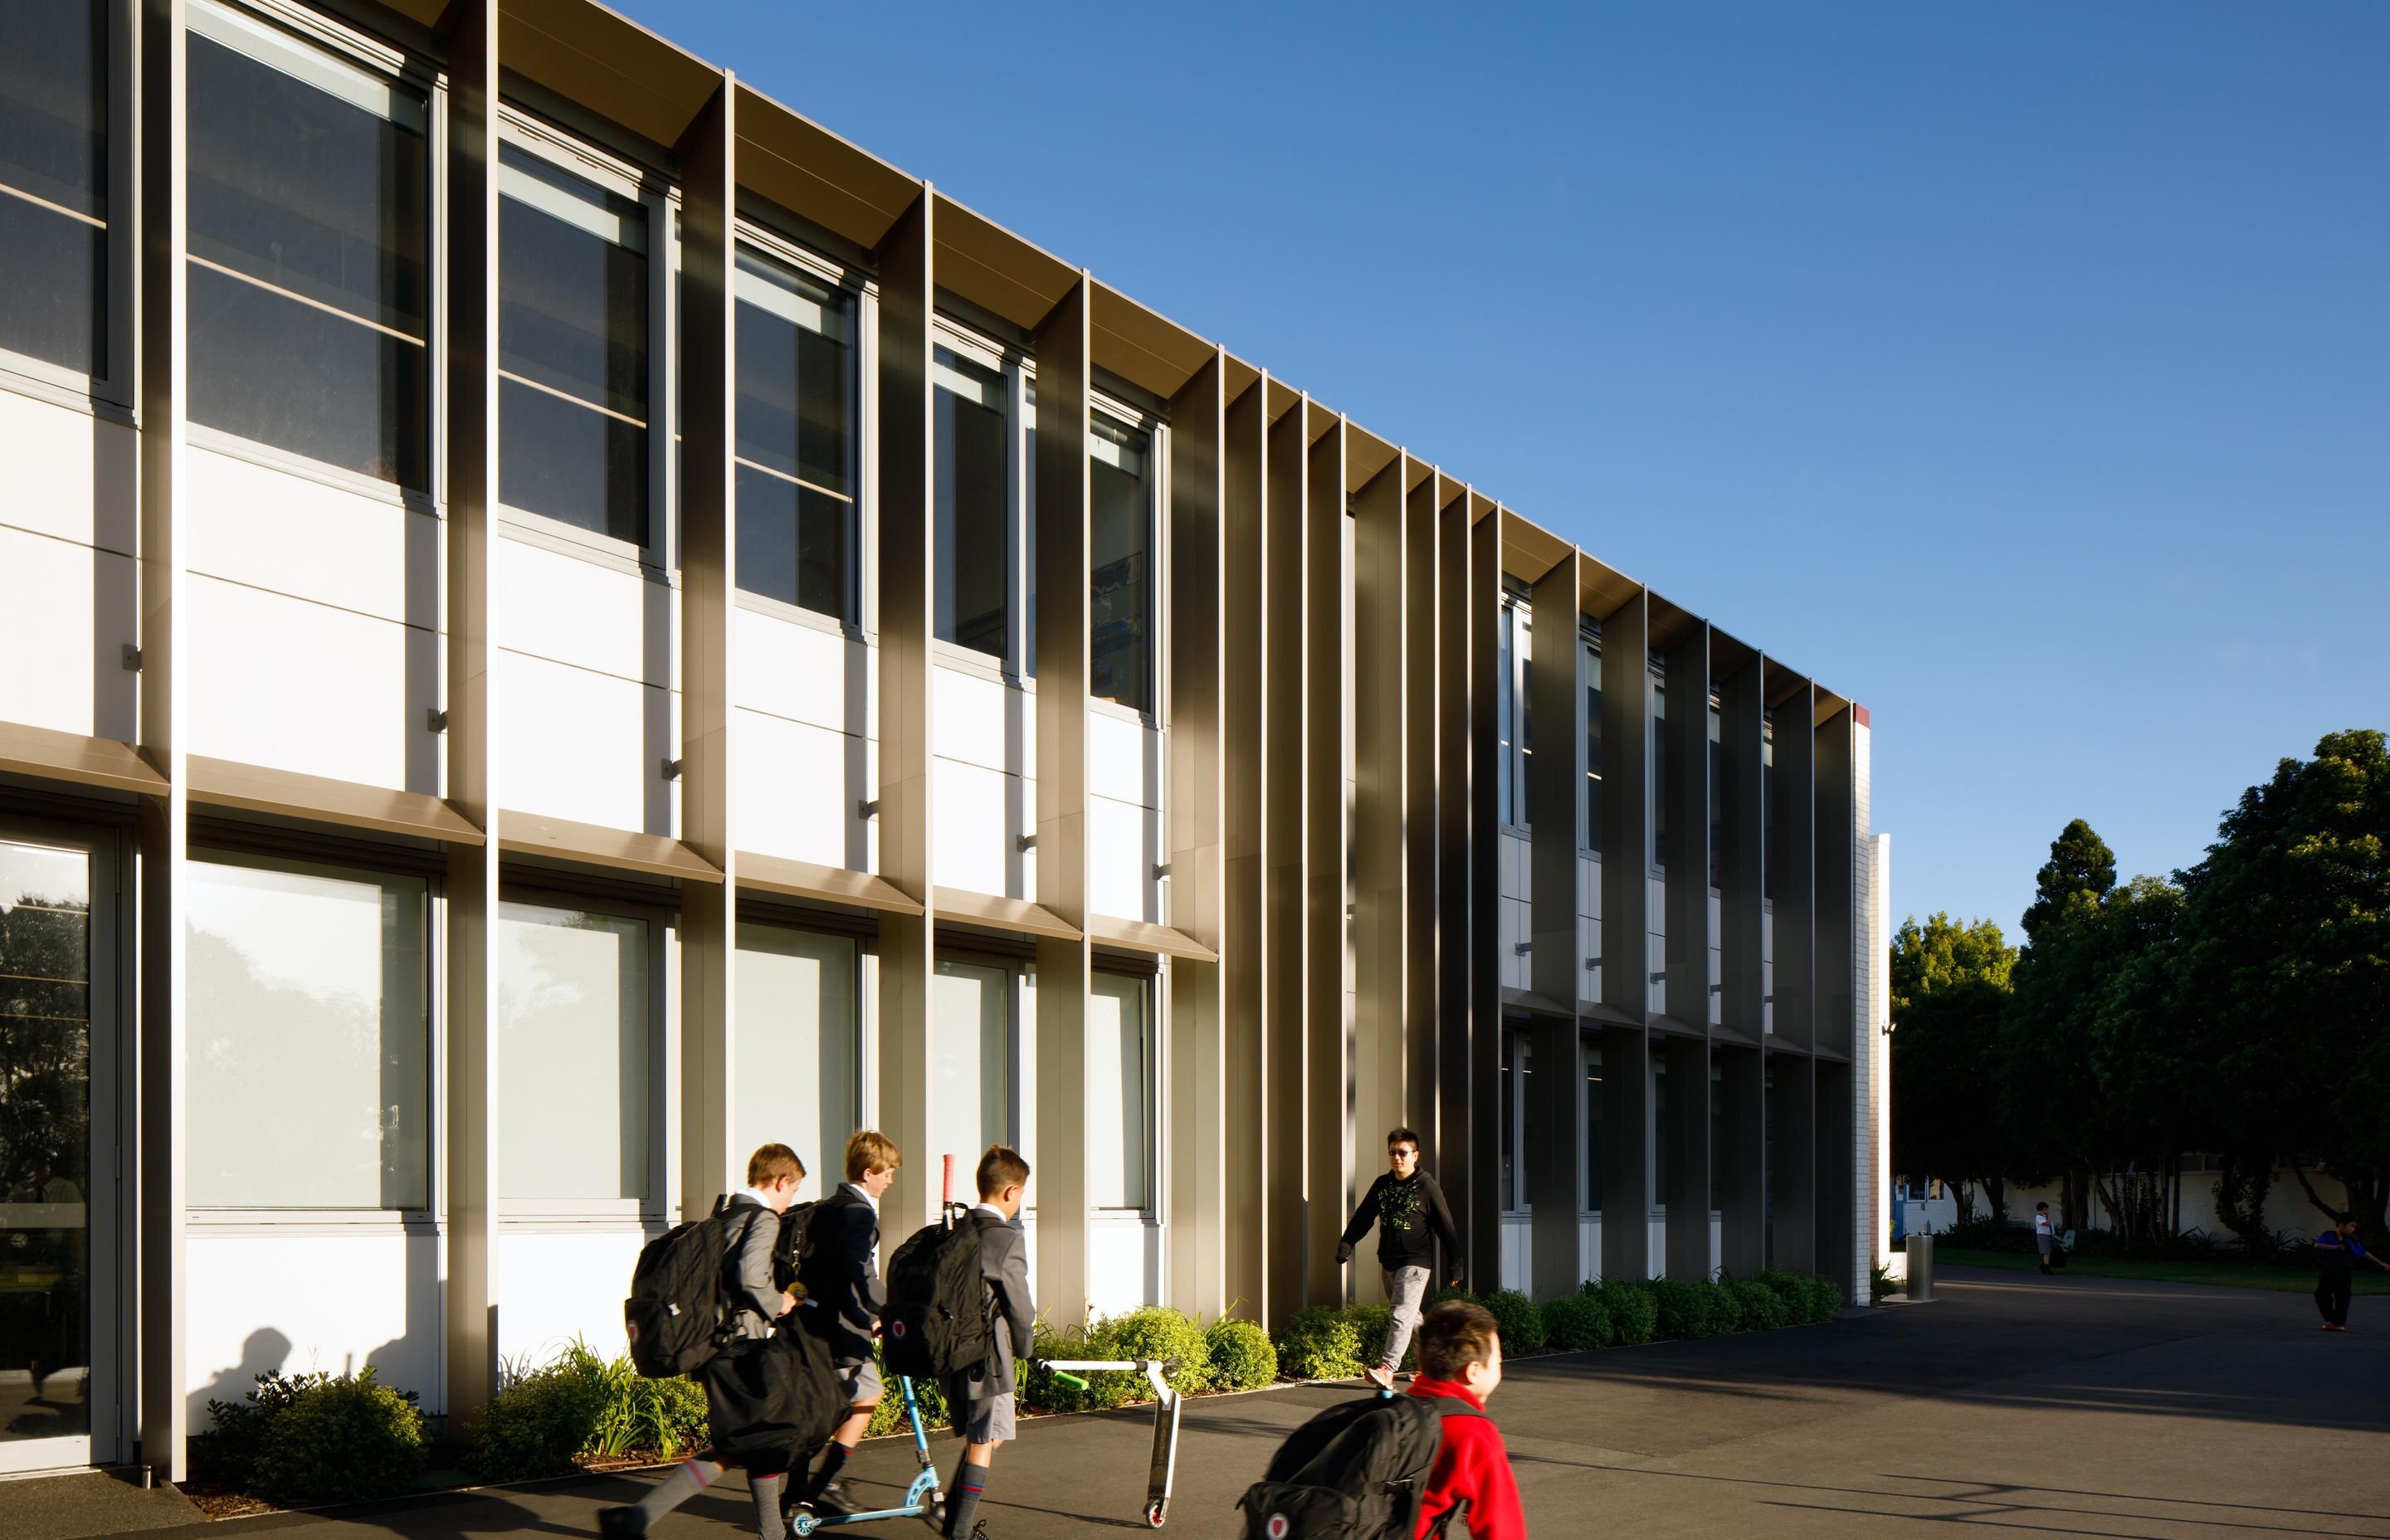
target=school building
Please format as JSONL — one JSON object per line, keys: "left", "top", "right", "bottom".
{"left": 0, "top": 0, "right": 1888, "bottom": 1482}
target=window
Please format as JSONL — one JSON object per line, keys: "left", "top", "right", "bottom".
{"left": 1089, "top": 970, "right": 1154, "bottom": 1210}
{"left": 734, "top": 247, "right": 854, "bottom": 618}
{"left": 186, "top": 850, "right": 429, "bottom": 1209}
{"left": 1762, "top": 715, "right": 1775, "bottom": 901}
{"left": 1500, "top": 1025, "right": 1531, "bottom": 1212}
{"left": 185, "top": 5, "right": 428, "bottom": 489}
{"left": 1708, "top": 696, "right": 1723, "bottom": 890}
{"left": 1651, "top": 669, "right": 1666, "bottom": 870}
{"left": 1584, "top": 1042, "right": 1603, "bottom": 1212}
{"left": 499, "top": 140, "right": 650, "bottom": 545}
{"left": 0, "top": 0, "right": 107, "bottom": 376}
{"left": 1499, "top": 598, "right": 1529, "bottom": 826}
{"left": 1090, "top": 415, "right": 1154, "bottom": 714}
{"left": 1710, "top": 1060, "right": 1724, "bottom": 1210}
{"left": 930, "top": 956, "right": 1014, "bottom": 1167}
{"left": 934, "top": 346, "right": 1012, "bottom": 660}
{"left": 734, "top": 923, "right": 860, "bottom": 1192}
{"left": 1582, "top": 635, "right": 1602, "bottom": 854}
{"left": 498, "top": 901, "right": 651, "bottom": 1201}
{"left": 1650, "top": 1048, "right": 1666, "bottom": 1209}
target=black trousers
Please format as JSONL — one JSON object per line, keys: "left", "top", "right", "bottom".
{"left": 2315, "top": 1271, "right": 2352, "bottom": 1326}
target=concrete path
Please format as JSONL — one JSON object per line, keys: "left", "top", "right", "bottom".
{"left": 9, "top": 1267, "right": 2385, "bottom": 1540}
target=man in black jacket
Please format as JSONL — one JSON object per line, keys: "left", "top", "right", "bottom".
{"left": 1335, "top": 1126, "right": 1465, "bottom": 1388}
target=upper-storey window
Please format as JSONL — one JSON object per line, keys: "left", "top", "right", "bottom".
{"left": 1709, "top": 694, "right": 1724, "bottom": 890}
{"left": 0, "top": 0, "right": 108, "bottom": 378}
{"left": 734, "top": 246, "right": 855, "bottom": 619}
{"left": 1089, "top": 413, "right": 1154, "bottom": 714}
{"left": 499, "top": 139, "right": 650, "bottom": 546}
{"left": 934, "top": 344, "right": 1012, "bottom": 660}
{"left": 1651, "top": 665, "right": 1667, "bottom": 870}
{"left": 1582, "top": 632, "right": 1602, "bottom": 855}
{"left": 186, "top": 3, "right": 429, "bottom": 490}
{"left": 1498, "top": 594, "right": 1530, "bottom": 827}
{"left": 1762, "top": 714, "right": 1775, "bottom": 901}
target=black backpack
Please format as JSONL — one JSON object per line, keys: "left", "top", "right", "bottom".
{"left": 1236, "top": 1393, "right": 1484, "bottom": 1540}
{"left": 623, "top": 1198, "right": 769, "bottom": 1379}
{"left": 880, "top": 1211, "right": 992, "bottom": 1381}
{"left": 772, "top": 1199, "right": 820, "bottom": 1294}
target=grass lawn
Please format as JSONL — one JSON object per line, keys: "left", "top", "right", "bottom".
{"left": 1936, "top": 1247, "right": 2390, "bottom": 1295}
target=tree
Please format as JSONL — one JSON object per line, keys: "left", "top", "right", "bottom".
{"left": 2001, "top": 820, "right": 2120, "bottom": 1230}
{"left": 2175, "top": 729, "right": 2390, "bottom": 1245}
{"left": 2084, "top": 875, "right": 2194, "bottom": 1245}
{"left": 1890, "top": 913, "right": 2017, "bottom": 1221}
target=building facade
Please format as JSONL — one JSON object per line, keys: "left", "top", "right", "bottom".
{"left": 0, "top": 0, "right": 1881, "bottom": 1481}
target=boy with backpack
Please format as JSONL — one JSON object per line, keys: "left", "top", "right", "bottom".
{"left": 1335, "top": 1127, "right": 1466, "bottom": 1388}
{"left": 938, "top": 1147, "right": 1034, "bottom": 1540}
{"left": 790, "top": 1130, "right": 901, "bottom": 1515}
{"left": 601, "top": 1143, "right": 810, "bottom": 1540}
{"left": 1236, "top": 1297, "right": 1522, "bottom": 1540}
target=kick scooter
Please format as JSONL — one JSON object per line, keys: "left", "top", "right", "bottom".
{"left": 786, "top": 1372, "right": 943, "bottom": 1537}
{"left": 1029, "top": 1357, "right": 1184, "bottom": 1528}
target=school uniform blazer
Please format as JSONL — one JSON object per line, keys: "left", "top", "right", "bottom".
{"left": 720, "top": 1194, "right": 782, "bottom": 1341}
{"left": 956, "top": 1211, "right": 1034, "bottom": 1399}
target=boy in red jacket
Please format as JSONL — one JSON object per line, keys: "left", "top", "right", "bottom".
{"left": 1408, "top": 1299, "right": 1526, "bottom": 1538}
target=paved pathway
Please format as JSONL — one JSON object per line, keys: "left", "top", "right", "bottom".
{"left": 10, "top": 1268, "right": 2386, "bottom": 1540}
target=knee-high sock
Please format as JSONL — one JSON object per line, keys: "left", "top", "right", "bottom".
{"left": 632, "top": 1459, "right": 723, "bottom": 1528}
{"left": 943, "top": 1458, "right": 990, "bottom": 1538}
{"left": 747, "top": 1472, "right": 787, "bottom": 1540}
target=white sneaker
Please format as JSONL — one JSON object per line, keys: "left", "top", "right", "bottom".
{"left": 1364, "top": 1365, "right": 1394, "bottom": 1390}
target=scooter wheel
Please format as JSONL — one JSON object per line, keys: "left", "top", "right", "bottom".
{"left": 1144, "top": 1499, "right": 1167, "bottom": 1528}
{"left": 790, "top": 1513, "right": 817, "bottom": 1538}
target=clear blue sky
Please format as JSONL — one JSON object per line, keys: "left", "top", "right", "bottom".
{"left": 620, "top": 0, "right": 2388, "bottom": 939}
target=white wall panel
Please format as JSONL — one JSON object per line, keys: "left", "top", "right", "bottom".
{"left": 930, "top": 664, "right": 1030, "bottom": 777}
{"left": 1086, "top": 1216, "right": 1158, "bottom": 1318}
{"left": 1086, "top": 711, "right": 1153, "bottom": 807}
{"left": 186, "top": 1230, "right": 441, "bottom": 1424}
{"left": 734, "top": 608, "right": 858, "bottom": 734}
{"left": 185, "top": 447, "right": 432, "bottom": 626}
{"left": 495, "top": 649, "right": 661, "bottom": 829}
{"left": 495, "top": 1227, "right": 646, "bottom": 1369}
{"left": 0, "top": 390, "right": 136, "bottom": 552}
{"left": 734, "top": 707, "right": 857, "bottom": 867}
{"left": 1087, "top": 794, "right": 1154, "bottom": 921}
{"left": 932, "top": 758, "right": 1012, "bottom": 897}
{"left": 497, "top": 536, "right": 671, "bottom": 687}
{"left": 187, "top": 574, "right": 428, "bottom": 789}
{"left": 0, "top": 524, "right": 139, "bottom": 739}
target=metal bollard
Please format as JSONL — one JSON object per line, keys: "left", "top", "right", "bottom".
{"left": 1905, "top": 1233, "right": 1935, "bottom": 1302}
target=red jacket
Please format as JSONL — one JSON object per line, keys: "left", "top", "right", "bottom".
{"left": 1409, "top": 1377, "right": 1524, "bottom": 1539}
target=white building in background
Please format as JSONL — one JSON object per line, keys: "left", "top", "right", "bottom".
{"left": 0, "top": 0, "right": 1880, "bottom": 1482}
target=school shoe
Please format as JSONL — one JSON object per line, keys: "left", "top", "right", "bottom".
{"left": 596, "top": 1507, "right": 646, "bottom": 1539}
{"left": 807, "top": 1479, "right": 860, "bottom": 1516}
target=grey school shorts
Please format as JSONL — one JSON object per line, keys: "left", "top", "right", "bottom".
{"left": 839, "top": 1357, "right": 884, "bottom": 1406}
{"left": 953, "top": 1390, "right": 1016, "bottom": 1443}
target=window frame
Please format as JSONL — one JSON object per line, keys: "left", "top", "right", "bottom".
{"left": 178, "top": 0, "right": 438, "bottom": 507}
{"left": 1498, "top": 590, "right": 1530, "bottom": 834}
{"left": 0, "top": 0, "right": 136, "bottom": 412}
{"left": 1578, "top": 628, "right": 1602, "bottom": 856}
{"left": 493, "top": 878, "right": 673, "bottom": 1223}
{"left": 493, "top": 110, "right": 675, "bottom": 575}
{"left": 725, "top": 215, "right": 871, "bottom": 636}
{"left": 1089, "top": 965, "right": 1159, "bottom": 1214}
{"left": 930, "top": 316, "right": 1027, "bottom": 685}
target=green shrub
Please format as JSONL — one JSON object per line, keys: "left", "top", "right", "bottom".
{"left": 1203, "top": 1316, "right": 1278, "bottom": 1391}
{"left": 1646, "top": 1277, "right": 1737, "bottom": 1339}
{"left": 472, "top": 1340, "right": 709, "bottom": 1481}
{"left": 194, "top": 1370, "right": 334, "bottom": 1491}
{"left": 1105, "top": 1306, "right": 1213, "bottom": 1396}
{"left": 1480, "top": 1289, "right": 1547, "bottom": 1355}
{"left": 1539, "top": 1292, "right": 1613, "bottom": 1352}
{"left": 1725, "top": 1277, "right": 1788, "bottom": 1331}
{"left": 866, "top": 1342, "right": 949, "bottom": 1436}
{"left": 1021, "top": 1318, "right": 1144, "bottom": 1413}
{"left": 1870, "top": 1261, "right": 1897, "bottom": 1304}
{"left": 1586, "top": 1279, "right": 1656, "bottom": 1345}
{"left": 251, "top": 1367, "right": 426, "bottom": 1506}
{"left": 1274, "top": 1306, "right": 1365, "bottom": 1382}
{"left": 1428, "top": 1284, "right": 1479, "bottom": 1309}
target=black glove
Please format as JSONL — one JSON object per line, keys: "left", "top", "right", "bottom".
{"left": 1334, "top": 1241, "right": 1354, "bottom": 1265}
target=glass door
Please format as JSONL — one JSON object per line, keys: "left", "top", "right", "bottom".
{"left": 0, "top": 824, "right": 120, "bottom": 1473}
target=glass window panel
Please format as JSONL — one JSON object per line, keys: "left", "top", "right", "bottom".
{"left": 1087, "top": 972, "right": 1152, "bottom": 1210}
{"left": 498, "top": 903, "right": 650, "bottom": 1201}
{"left": 1497, "top": 607, "right": 1514, "bottom": 826}
{"left": 1710, "top": 1062, "right": 1724, "bottom": 1210}
{"left": 1651, "top": 675, "right": 1667, "bottom": 869}
{"left": 733, "top": 924, "right": 859, "bottom": 1193}
{"left": 184, "top": 28, "right": 427, "bottom": 486}
{"left": 0, "top": 838, "right": 94, "bottom": 1441}
{"left": 0, "top": 0, "right": 106, "bottom": 373}
{"left": 499, "top": 144, "right": 649, "bottom": 543}
{"left": 934, "top": 348, "right": 1009, "bottom": 660}
{"left": 1763, "top": 716, "right": 1774, "bottom": 901}
{"left": 1090, "top": 417, "right": 1152, "bottom": 714}
{"left": 1709, "top": 701, "right": 1724, "bottom": 890}
{"left": 1651, "top": 1050, "right": 1667, "bottom": 1209}
{"left": 929, "top": 958, "right": 1011, "bottom": 1171}
{"left": 1583, "top": 1043, "right": 1602, "bottom": 1214}
{"left": 1583, "top": 638, "right": 1602, "bottom": 854}
{"left": 734, "top": 251, "right": 853, "bottom": 618}
{"left": 186, "top": 850, "right": 429, "bottom": 1208}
